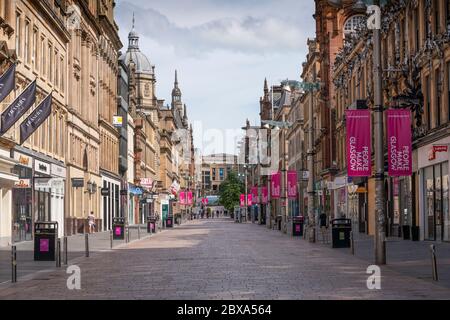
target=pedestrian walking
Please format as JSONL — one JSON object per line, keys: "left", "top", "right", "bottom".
{"left": 88, "top": 211, "right": 96, "bottom": 234}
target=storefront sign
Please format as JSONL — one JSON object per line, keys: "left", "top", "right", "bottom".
{"left": 113, "top": 116, "right": 123, "bottom": 127}
{"left": 301, "top": 171, "right": 310, "bottom": 180}
{"left": 101, "top": 188, "right": 110, "bottom": 196}
{"left": 51, "top": 164, "right": 66, "bottom": 178}
{"left": 14, "top": 152, "right": 32, "bottom": 168}
{"left": 35, "top": 159, "right": 50, "bottom": 175}
{"left": 72, "top": 178, "right": 84, "bottom": 188}
{"left": 287, "top": 171, "right": 298, "bottom": 199}
{"left": 50, "top": 178, "right": 64, "bottom": 189}
{"left": 387, "top": 109, "right": 412, "bottom": 176}
{"left": 140, "top": 178, "right": 153, "bottom": 188}
{"left": 271, "top": 172, "right": 281, "bottom": 199}
{"left": 346, "top": 110, "right": 371, "bottom": 177}
{"left": 261, "top": 187, "right": 269, "bottom": 204}
{"left": 429, "top": 145, "right": 449, "bottom": 161}
{"left": 35, "top": 178, "right": 51, "bottom": 189}
{"left": 14, "top": 179, "right": 31, "bottom": 188}
{"left": 129, "top": 186, "right": 143, "bottom": 195}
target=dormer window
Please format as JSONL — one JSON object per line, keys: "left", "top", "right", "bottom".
{"left": 343, "top": 15, "right": 366, "bottom": 38}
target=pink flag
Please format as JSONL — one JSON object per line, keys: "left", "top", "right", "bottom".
{"left": 271, "top": 172, "right": 281, "bottom": 199}
{"left": 251, "top": 187, "right": 259, "bottom": 204}
{"left": 179, "top": 191, "right": 186, "bottom": 205}
{"left": 287, "top": 171, "right": 297, "bottom": 199}
{"left": 187, "top": 191, "right": 193, "bottom": 205}
{"left": 387, "top": 109, "right": 412, "bottom": 177}
{"left": 261, "top": 187, "right": 269, "bottom": 204}
{"left": 247, "top": 194, "right": 253, "bottom": 206}
{"left": 202, "top": 198, "right": 208, "bottom": 205}
{"left": 346, "top": 110, "right": 371, "bottom": 177}
{"left": 240, "top": 194, "right": 246, "bottom": 207}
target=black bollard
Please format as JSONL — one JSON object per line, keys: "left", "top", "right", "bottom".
{"left": 63, "top": 236, "right": 68, "bottom": 265}
{"left": 431, "top": 245, "right": 438, "bottom": 281}
{"left": 85, "top": 233, "right": 89, "bottom": 258}
{"left": 11, "top": 246, "right": 17, "bottom": 283}
{"left": 56, "top": 238, "right": 61, "bottom": 268}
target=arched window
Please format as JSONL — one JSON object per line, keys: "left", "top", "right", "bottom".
{"left": 343, "top": 15, "right": 366, "bottom": 38}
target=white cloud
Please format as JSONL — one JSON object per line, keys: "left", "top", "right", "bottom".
{"left": 115, "top": 0, "right": 315, "bottom": 153}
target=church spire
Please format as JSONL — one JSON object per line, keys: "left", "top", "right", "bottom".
{"left": 264, "top": 78, "right": 268, "bottom": 92}
{"left": 172, "top": 69, "right": 182, "bottom": 107}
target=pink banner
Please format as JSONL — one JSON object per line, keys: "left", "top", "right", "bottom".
{"left": 387, "top": 109, "right": 412, "bottom": 177}
{"left": 187, "top": 191, "right": 193, "bottom": 205}
{"left": 247, "top": 194, "right": 253, "bottom": 206}
{"left": 271, "top": 172, "right": 281, "bottom": 199}
{"left": 261, "top": 187, "right": 269, "bottom": 204}
{"left": 251, "top": 187, "right": 259, "bottom": 204}
{"left": 346, "top": 110, "right": 371, "bottom": 177}
{"left": 179, "top": 191, "right": 186, "bottom": 205}
{"left": 287, "top": 171, "right": 298, "bottom": 199}
{"left": 240, "top": 194, "right": 246, "bottom": 207}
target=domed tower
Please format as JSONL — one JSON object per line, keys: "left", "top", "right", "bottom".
{"left": 121, "top": 14, "right": 156, "bottom": 112}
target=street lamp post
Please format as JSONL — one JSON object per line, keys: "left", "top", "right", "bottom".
{"left": 327, "top": 0, "right": 386, "bottom": 264}
{"left": 307, "top": 63, "right": 317, "bottom": 243}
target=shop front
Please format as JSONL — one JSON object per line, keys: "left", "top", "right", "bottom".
{"left": 0, "top": 147, "right": 19, "bottom": 247}
{"left": 418, "top": 138, "right": 450, "bottom": 242}
{"left": 101, "top": 174, "right": 121, "bottom": 231}
{"left": 128, "top": 184, "right": 143, "bottom": 225}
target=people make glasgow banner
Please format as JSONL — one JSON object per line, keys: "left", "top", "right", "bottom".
{"left": 0, "top": 64, "right": 15, "bottom": 104}
{"left": 387, "top": 109, "right": 412, "bottom": 177}
{"left": 287, "top": 171, "right": 297, "bottom": 199}
{"left": 346, "top": 109, "right": 372, "bottom": 177}
{"left": 0, "top": 80, "right": 36, "bottom": 136}
{"left": 270, "top": 172, "right": 281, "bottom": 199}
{"left": 19, "top": 93, "right": 52, "bottom": 145}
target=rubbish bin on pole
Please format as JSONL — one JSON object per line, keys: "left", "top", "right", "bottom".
{"left": 147, "top": 216, "right": 157, "bottom": 233}
{"left": 34, "top": 222, "right": 58, "bottom": 261}
{"left": 166, "top": 215, "right": 174, "bottom": 228}
{"left": 112, "top": 217, "right": 126, "bottom": 240}
{"left": 292, "top": 216, "right": 304, "bottom": 237}
{"left": 331, "top": 218, "right": 352, "bottom": 248}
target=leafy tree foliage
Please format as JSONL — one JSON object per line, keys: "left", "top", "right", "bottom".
{"left": 219, "top": 171, "right": 244, "bottom": 212}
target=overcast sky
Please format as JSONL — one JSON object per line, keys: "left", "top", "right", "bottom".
{"left": 115, "top": 0, "right": 315, "bottom": 155}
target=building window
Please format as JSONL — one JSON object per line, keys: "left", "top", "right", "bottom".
{"left": 48, "top": 44, "right": 53, "bottom": 83}
{"left": 448, "top": 62, "right": 450, "bottom": 122}
{"left": 436, "top": 69, "right": 441, "bottom": 127}
{"left": 343, "top": 15, "right": 366, "bottom": 38}
{"left": 434, "top": 0, "right": 440, "bottom": 34}
{"left": 32, "top": 28, "right": 37, "bottom": 70}
{"left": 41, "top": 37, "right": 46, "bottom": 76}
{"left": 16, "top": 13, "right": 21, "bottom": 58}
{"left": 24, "top": 20, "right": 29, "bottom": 64}
{"left": 446, "top": 0, "right": 450, "bottom": 33}
{"left": 426, "top": 75, "right": 431, "bottom": 129}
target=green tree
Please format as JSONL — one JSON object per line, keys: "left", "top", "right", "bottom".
{"left": 219, "top": 171, "right": 244, "bottom": 212}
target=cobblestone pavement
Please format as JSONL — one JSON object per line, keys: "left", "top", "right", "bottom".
{"left": 0, "top": 219, "right": 449, "bottom": 300}
{"left": 0, "top": 225, "right": 150, "bottom": 284}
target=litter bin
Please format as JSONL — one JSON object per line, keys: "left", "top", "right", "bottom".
{"left": 166, "top": 215, "right": 174, "bottom": 228}
{"left": 411, "top": 226, "right": 420, "bottom": 241}
{"left": 277, "top": 215, "right": 282, "bottom": 231}
{"left": 331, "top": 218, "right": 352, "bottom": 248}
{"left": 34, "top": 222, "right": 58, "bottom": 261}
{"left": 112, "top": 217, "right": 126, "bottom": 240}
{"left": 292, "top": 216, "right": 304, "bottom": 237}
{"left": 402, "top": 225, "right": 411, "bottom": 240}
{"left": 147, "top": 216, "right": 157, "bottom": 233}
